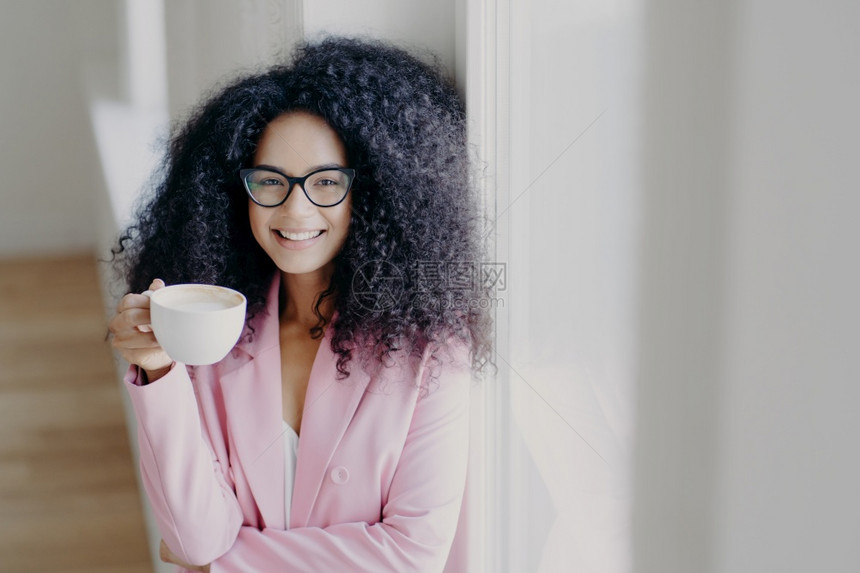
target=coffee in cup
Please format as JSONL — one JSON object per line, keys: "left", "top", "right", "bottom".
{"left": 146, "top": 284, "right": 247, "bottom": 366}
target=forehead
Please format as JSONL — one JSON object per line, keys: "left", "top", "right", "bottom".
{"left": 253, "top": 111, "right": 347, "bottom": 171}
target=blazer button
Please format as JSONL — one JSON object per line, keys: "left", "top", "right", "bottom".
{"left": 330, "top": 466, "right": 350, "bottom": 485}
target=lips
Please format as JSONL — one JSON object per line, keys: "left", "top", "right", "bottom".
{"left": 270, "top": 228, "right": 327, "bottom": 251}
{"left": 275, "top": 229, "right": 324, "bottom": 241}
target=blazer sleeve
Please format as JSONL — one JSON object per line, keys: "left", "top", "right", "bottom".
{"left": 124, "top": 363, "right": 244, "bottom": 565}
{"left": 208, "top": 343, "right": 473, "bottom": 573}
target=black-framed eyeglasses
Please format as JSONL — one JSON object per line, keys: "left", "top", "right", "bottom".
{"left": 240, "top": 166, "right": 355, "bottom": 207}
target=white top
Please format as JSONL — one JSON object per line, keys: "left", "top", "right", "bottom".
{"left": 283, "top": 421, "right": 300, "bottom": 528}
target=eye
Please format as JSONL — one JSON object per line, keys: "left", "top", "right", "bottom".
{"left": 308, "top": 170, "right": 348, "bottom": 188}
{"left": 258, "top": 177, "right": 284, "bottom": 186}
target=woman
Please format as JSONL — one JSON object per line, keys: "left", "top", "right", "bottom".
{"left": 109, "top": 37, "right": 493, "bottom": 572}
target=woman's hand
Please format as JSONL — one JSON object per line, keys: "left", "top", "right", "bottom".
{"left": 108, "top": 279, "right": 173, "bottom": 382}
{"left": 160, "top": 539, "right": 211, "bottom": 572}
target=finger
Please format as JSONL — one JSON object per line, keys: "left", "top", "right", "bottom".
{"left": 111, "top": 330, "right": 162, "bottom": 350}
{"left": 109, "top": 307, "right": 152, "bottom": 340}
{"left": 117, "top": 293, "right": 152, "bottom": 313}
{"left": 109, "top": 309, "right": 153, "bottom": 338}
{"left": 117, "top": 307, "right": 151, "bottom": 329}
{"left": 150, "top": 278, "right": 166, "bottom": 291}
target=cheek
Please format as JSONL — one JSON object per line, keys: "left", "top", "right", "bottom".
{"left": 248, "top": 202, "right": 268, "bottom": 244}
{"left": 335, "top": 201, "right": 353, "bottom": 238}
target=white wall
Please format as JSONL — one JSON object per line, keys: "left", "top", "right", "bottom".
{"left": 0, "top": 1, "right": 107, "bottom": 257}
{"left": 717, "top": 1, "right": 860, "bottom": 570}
{"left": 163, "top": 0, "right": 303, "bottom": 122}
{"left": 482, "top": 0, "right": 639, "bottom": 570}
{"left": 303, "top": 0, "right": 457, "bottom": 78}
{"left": 631, "top": 2, "right": 734, "bottom": 570}
{"left": 160, "top": 0, "right": 457, "bottom": 124}
{"left": 633, "top": 1, "right": 860, "bottom": 571}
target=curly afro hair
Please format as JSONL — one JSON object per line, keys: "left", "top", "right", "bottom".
{"left": 113, "top": 36, "right": 494, "bottom": 381}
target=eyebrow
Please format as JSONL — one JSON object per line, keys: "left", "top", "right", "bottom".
{"left": 254, "top": 163, "right": 347, "bottom": 176}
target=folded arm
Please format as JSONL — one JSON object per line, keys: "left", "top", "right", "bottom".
{"left": 209, "top": 345, "right": 473, "bottom": 573}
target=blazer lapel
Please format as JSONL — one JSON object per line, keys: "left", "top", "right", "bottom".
{"left": 289, "top": 316, "right": 372, "bottom": 528}
{"left": 217, "top": 273, "right": 373, "bottom": 530}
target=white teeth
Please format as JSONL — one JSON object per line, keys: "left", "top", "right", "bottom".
{"left": 277, "top": 229, "right": 323, "bottom": 241}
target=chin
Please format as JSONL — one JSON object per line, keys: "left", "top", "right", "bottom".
{"left": 272, "top": 256, "right": 337, "bottom": 277}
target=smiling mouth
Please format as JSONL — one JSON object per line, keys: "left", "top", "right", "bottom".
{"left": 275, "top": 229, "right": 325, "bottom": 241}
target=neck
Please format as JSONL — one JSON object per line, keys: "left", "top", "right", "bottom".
{"left": 280, "top": 266, "right": 336, "bottom": 327}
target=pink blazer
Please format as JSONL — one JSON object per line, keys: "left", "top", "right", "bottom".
{"left": 124, "top": 276, "right": 473, "bottom": 572}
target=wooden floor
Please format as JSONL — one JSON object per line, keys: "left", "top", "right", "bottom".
{"left": 0, "top": 255, "right": 152, "bottom": 572}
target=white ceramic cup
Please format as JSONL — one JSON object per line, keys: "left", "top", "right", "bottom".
{"left": 146, "top": 284, "right": 247, "bottom": 366}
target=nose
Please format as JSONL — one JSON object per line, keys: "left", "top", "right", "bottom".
{"left": 279, "top": 181, "right": 315, "bottom": 214}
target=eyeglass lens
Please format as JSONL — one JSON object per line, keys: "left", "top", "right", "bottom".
{"left": 244, "top": 168, "right": 351, "bottom": 206}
